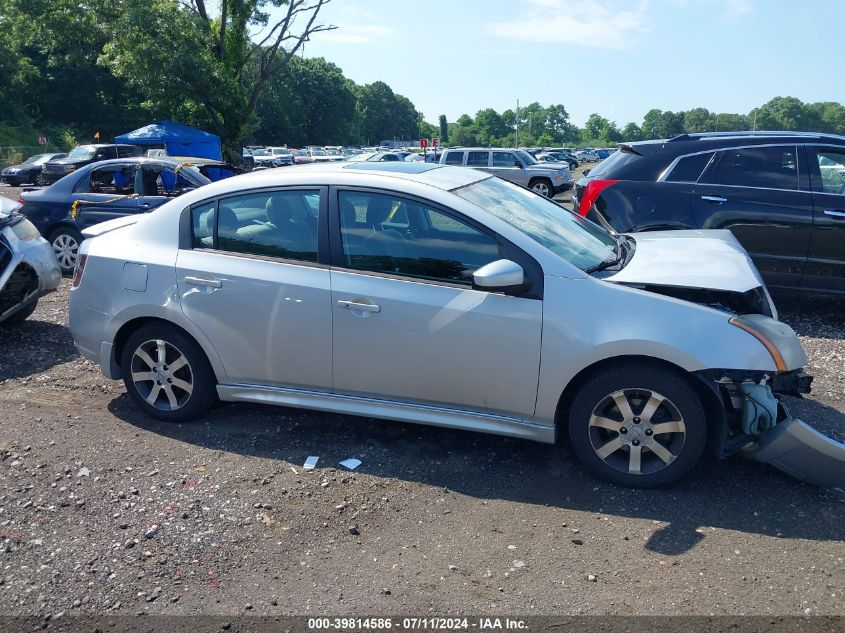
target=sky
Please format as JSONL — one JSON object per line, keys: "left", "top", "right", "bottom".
{"left": 277, "top": 0, "right": 844, "bottom": 127}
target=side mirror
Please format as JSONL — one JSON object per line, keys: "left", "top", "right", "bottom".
{"left": 583, "top": 169, "right": 591, "bottom": 176}
{"left": 472, "top": 259, "right": 525, "bottom": 291}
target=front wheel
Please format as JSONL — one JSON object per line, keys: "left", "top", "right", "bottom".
{"left": 529, "top": 178, "right": 554, "bottom": 198}
{"left": 567, "top": 363, "right": 707, "bottom": 487}
{"left": 120, "top": 323, "right": 218, "bottom": 422}
{"left": 49, "top": 227, "right": 83, "bottom": 274}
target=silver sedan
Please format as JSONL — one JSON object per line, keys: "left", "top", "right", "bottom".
{"left": 68, "top": 162, "right": 815, "bottom": 487}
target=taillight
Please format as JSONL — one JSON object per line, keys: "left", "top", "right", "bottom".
{"left": 576, "top": 179, "right": 618, "bottom": 217}
{"left": 17, "top": 198, "right": 25, "bottom": 207}
{"left": 71, "top": 254, "right": 87, "bottom": 289}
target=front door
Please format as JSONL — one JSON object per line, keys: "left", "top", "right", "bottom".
{"left": 330, "top": 188, "right": 542, "bottom": 418}
{"left": 691, "top": 145, "right": 814, "bottom": 290}
{"left": 176, "top": 187, "right": 332, "bottom": 388}
{"left": 71, "top": 163, "right": 140, "bottom": 229}
{"left": 806, "top": 145, "right": 845, "bottom": 293}
{"left": 489, "top": 151, "right": 525, "bottom": 186}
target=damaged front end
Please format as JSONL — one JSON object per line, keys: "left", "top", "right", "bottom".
{"left": 700, "top": 368, "right": 845, "bottom": 488}
{"left": 0, "top": 211, "right": 62, "bottom": 325}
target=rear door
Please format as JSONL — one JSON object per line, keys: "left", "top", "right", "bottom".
{"left": 176, "top": 187, "right": 332, "bottom": 388}
{"left": 71, "top": 163, "right": 140, "bottom": 229}
{"left": 691, "top": 144, "right": 813, "bottom": 290}
{"left": 137, "top": 163, "right": 203, "bottom": 211}
{"left": 805, "top": 145, "right": 845, "bottom": 293}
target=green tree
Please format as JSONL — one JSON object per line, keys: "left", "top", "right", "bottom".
{"left": 621, "top": 122, "right": 642, "bottom": 141}
{"left": 103, "top": 0, "right": 335, "bottom": 154}
{"left": 438, "top": 114, "right": 448, "bottom": 143}
{"left": 683, "top": 107, "right": 713, "bottom": 133}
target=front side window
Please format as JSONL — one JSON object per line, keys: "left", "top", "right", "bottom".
{"left": 492, "top": 151, "right": 517, "bottom": 168}
{"left": 813, "top": 149, "right": 845, "bottom": 194}
{"left": 443, "top": 151, "right": 465, "bottom": 165}
{"left": 466, "top": 151, "right": 489, "bottom": 167}
{"left": 140, "top": 166, "right": 197, "bottom": 197}
{"left": 453, "top": 176, "right": 616, "bottom": 271}
{"left": 338, "top": 191, "right": 499, "bottom": 285}
{"left": 76, "top": 165, "right": 138, "bottom": 195}
{"left": 701, "top": 146, "right": 798, "bottom": 190}
{"left": 665, "top": 152, "right": 715, "bottom": 182}
{"left": 67, "top": 146, "right": 97, "bottom": 160}
{"left": 191, "top": 190, "right": 320, "bottom": 262}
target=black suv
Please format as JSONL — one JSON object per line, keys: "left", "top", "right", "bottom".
{"left": 573, "top": 131, "right": 845, "bottom": 295}
{"left": 40, "top": 144, "right": 142, "bottom": 185}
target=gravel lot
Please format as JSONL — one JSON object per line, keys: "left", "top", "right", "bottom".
{"left": 0, "top": 174, "right": 843, "bottom": 620}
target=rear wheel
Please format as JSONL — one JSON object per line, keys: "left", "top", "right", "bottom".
{"left": 120, "top": 323, "right": 217, "bottom": 422}
{"left": 567, "top": 362, "right": 706, "bottom": 487}
{"left": 529, "top": 178, "right": 553, "bottom": 198}
{"left": 49, "top": 227, "right": 83, "bottom": 274}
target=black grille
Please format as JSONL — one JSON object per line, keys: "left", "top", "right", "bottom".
{"left": 0, "top": 237, "right": 12, "bottom": 277}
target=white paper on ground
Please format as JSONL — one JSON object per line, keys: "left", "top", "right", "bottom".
{"left": 339, "top": 458, "right": 362, "bottom": 470}
{"left": 303, "top": 456, "right": 319, "bottom": 470}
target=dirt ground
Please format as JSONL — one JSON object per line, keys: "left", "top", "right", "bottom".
{"left": 0, "top": 172, "right": 843, "bottom": 620}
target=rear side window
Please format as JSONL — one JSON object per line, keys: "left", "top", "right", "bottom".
{"left": 466, "top": 151, "right": 489, "bottom": 167}
{"left": 191, "top": 190, "right": 320, "bottom": 262}
{"left": 701, "top": 146, "right": 798, "bottom": 190}
{"left": 587, "top": 148, "right": 640, "bottom": 178}
{"left": 75, "top": 165, "right": 138, "bottom": 195}
{"left": 665, "top": 152, "right": 715, "bottom": 182}
{"left": 443, "top": 151, "right": 464, "bottom": 165}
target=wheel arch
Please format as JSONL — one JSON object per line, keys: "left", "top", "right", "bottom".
{"left": 553, "top": 354, "right": 727, "bottom": 453}
{"left": 111, "top": 315, "right": 228, "bottom": 383}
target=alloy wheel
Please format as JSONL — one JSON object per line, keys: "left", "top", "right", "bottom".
{"left": 532, "top": 181, "right": 551, "bottom": 197}
{"left": 130, "top": 339, "right": 194, "bottom": 411}
{"left": 588, "top": 388, "right": 686, "bottom": 476}
{"left": 52, "top": 233, "right": 79, "bottom": 270}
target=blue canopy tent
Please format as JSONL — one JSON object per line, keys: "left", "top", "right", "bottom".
{"left": 114, "top": 120, "right": 222, "bottom": 160}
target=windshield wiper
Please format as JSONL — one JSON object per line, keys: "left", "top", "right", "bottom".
{"left": 585, "top": 236, "right": 627, "bottom": 273}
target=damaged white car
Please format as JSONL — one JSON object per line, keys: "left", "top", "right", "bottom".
{"left": 68, "top": 163, "right": 844, "bottom": 487}
{"left": 0, "top": 196, "right": 61, "bottom": 326}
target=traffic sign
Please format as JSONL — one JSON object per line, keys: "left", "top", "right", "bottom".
{"left": 38, "top": 136, "right": 47, "bottom": 145}
{"left": 431, "top": 137, "right": 439, "bottom": 148}
{"left": 420, "top": 138, "right": 428, "bottom": 148}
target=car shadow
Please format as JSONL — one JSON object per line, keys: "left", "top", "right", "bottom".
{"left": 108, "top": 394, "right": 844, "bottom": 557}
{"left": 0, "top": 320, "right": 78, "bottom": 380}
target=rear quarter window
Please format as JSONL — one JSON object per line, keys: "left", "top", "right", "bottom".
{"left": 665, "top": 152, "right": 715, "bottom": 182}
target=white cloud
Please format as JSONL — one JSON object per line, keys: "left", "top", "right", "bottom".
{"left": 485, "top": 0, "right": 649, "bottom": 49}
{"left": 320, "top": 24, "right": 395, "bottom": 45}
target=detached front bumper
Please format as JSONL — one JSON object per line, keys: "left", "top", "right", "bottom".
{"left": 744, "top": 415, "right": 845, "bottom": 489}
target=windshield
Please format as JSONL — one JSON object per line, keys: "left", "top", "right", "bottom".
{"left": 271, "top": 148, "right": 290, "bottom": 155}
{"left": 311, "top": 150, "right": 327, "bottom": 156}
{"left": 515, "top": 150, "right": 536, "bottom": 165}
{"left": 252, "top": 149, "right": 270, "bottom": 156}
{"left": 68, "top": 145, "right": 97, "bottom": 159}
{"left": 453, "top": 177, "right": 617, "bottom": 271}
{"left": 22, "top": 154, "right": 45, "bottom": 165}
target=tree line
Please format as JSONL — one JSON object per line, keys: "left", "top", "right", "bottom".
{"left": 1, "top": 0, "right": 843, "bottom": 160}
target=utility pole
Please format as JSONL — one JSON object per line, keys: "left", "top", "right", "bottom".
{"left": 515, "top": 99, "right": 520, "bottom": 148}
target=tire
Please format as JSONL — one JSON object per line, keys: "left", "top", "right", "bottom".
{"left": 120, "top": 323, "right": 218, "bottom": 422}
{"left": 529, "top": 178, "right": 554, "bottom": 198}
{"left": 567, "top": 362, "right": 707, "bottom": 487}
{"left": 49, "top": 227, "right": 84, "bottom": 275}
{"left": 1, "top": 300, "right": 37, "bottom": 327}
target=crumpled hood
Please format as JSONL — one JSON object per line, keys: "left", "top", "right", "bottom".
{"left": 606, "top": 229, "right": 766, "bottom": 293}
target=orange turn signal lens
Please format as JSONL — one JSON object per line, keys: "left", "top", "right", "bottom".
{"left": 729, "top": 317, "right": 786, "bottom": 371}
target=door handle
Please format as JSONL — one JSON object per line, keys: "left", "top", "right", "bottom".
{"left": 140, "top": 203, "right": 151, "bottom": 209}
{"left": 337, "top": 299, "right": 381, "bottom": 313}
{"left": 701, "top": 195, "right": 727, "bottom": 203}
{"left": 185, "top": 276, "right": 222, "bottom": 288}
{"left": 823, "top": 209, "right": 845, "bottom": 219}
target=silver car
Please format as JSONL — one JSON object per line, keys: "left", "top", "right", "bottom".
{"left": 439, "top": 148, "right": 571, "bottom": 198}
{"left": 0, "top": 196, "right": 62, "bottom": 326}
{"left": 68, "top": 162, "right": 824, "bottom": 487}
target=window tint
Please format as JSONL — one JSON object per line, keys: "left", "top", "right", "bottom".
{"left": 814, "top": 149, "right": 845, "bottom": 194}
{"left": 443, "top": 151, "right": 465, "bottom": 165}
{"left": 338, "top": 191, "right": 499, "bottom": 285}
{"left": 492, "top": 151, "right": 516, "bottom": 167}
{"left": 76, "top": 165, "right": 138, "bottom": 195}
{"left": 701, "top": 146, "right": 798, "bottom": 190}
{"left": 191, "top": 201, "right": 216, "bottom": 248}
{"left": 192, "top": 190, "right": 320, "bottom": 262}
{"left": 466, "top": 151, "right": 489, "bottom": 167}
{"left": 665, "top": 152, "right": 714, "bottom": 182}
{"left": 116, "top": 146, "right": 136, "bottom": 158}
